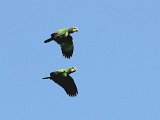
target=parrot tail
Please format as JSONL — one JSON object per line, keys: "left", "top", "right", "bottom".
{"left": 42, "top": 77, "right": 51, "bottom": 79}
{"left": 44, "top": 38, "right": 53, "bottom": 43}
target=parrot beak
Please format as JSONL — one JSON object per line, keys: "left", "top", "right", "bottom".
{"left": 73, "top": 67, "right": 77, "bottom": 71}
{"left": 75, "top": 28, "right": 78, "bottom": 32}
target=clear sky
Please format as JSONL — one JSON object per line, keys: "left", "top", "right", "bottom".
{"left": 0, "top": 0, "right": 160, "bottom": 120}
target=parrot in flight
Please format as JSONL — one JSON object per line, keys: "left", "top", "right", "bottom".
{"left": 43, "top": 67, "right": 78, "bottom": 97}
{"left": 44, "top": 27, "right": 78, "bottom": 58}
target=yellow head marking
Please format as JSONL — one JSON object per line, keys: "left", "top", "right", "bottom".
{"left": 72, "top": 27, "right": 78, "bottom": 32}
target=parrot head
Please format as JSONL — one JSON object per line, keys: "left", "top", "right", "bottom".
{"left": 69, "top": 67, "right": 77, "bottom": 73}
{"left": 68, "top": 27, "right": 78, "bottom": 33}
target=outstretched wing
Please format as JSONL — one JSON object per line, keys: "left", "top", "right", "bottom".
{"left": 51, "top": 73, "right": 78, "bottom": 96}
{"left": 60, "top": 35, "right": 74, "bottom": 59}
{"left": 47, "top": 34, "right": 74, "bottom": 59}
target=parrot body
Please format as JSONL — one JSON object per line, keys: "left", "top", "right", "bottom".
{"left": 44, "top": 27, "right": 78, "bottom": 58}
{"left": 43, "top": 67, "right": 78, "bottom": 97}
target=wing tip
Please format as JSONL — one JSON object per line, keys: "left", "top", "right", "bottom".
{"left": 67, "top": 91, "right": 78, "bottom": 97}
{"left": 62, "top": 51, "right": 73, "bottom": 59}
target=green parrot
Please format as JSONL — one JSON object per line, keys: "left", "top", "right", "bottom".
{"left": 44, "top": 27, "right": 78, "bottom": 58}
{"left": 43, "top": 67, "right": 78, "bottom": 97}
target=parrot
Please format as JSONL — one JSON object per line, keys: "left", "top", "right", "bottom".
{"left": 43, "top": 67, "right": 78, "bottom": 97}
{"left": 44, "top": 27, "right": 78, "bottom": 58}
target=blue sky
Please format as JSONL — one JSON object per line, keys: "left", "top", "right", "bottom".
{"left": 0, "top": 0, "right": 160, "bottom": 119}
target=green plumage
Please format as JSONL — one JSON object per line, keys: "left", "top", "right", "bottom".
{"left": 55, "top": 28, "right": 69, "bottom": 37}
{"left": 43, "top": 67, "right": 78, "bottom": 97}
{"left": 44, "top": 27, "right": 78, "bottom": 58}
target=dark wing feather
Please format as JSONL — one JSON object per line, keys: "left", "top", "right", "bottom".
{"left": 60, "top": 35, "right": 74, "bottom": 59}
{"left": 50, "top": 73, "right": 78, "bottom": 96}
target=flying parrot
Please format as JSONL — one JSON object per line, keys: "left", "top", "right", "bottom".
{"left": 43, "top": 67, "right": 78, "bottom": 97}
{"left": 44, "top": 27, "right": 78, "bottom": 58}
